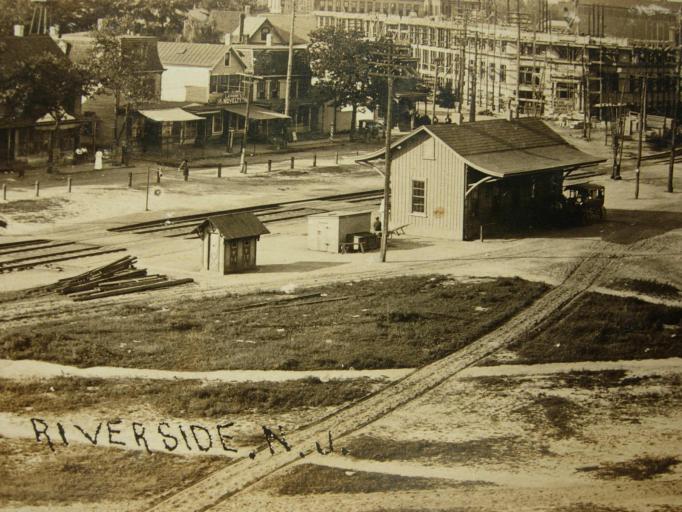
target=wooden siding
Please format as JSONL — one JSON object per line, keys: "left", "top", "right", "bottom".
{"left": 391, "top": 132, "right": 466, "bottom": 240}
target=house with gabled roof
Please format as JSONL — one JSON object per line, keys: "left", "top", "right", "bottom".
{"left": 358, "top": 118, "right": 605, "bottom": 240}
{"left": 0, "top": 34, "right": 82, "bottom": 170}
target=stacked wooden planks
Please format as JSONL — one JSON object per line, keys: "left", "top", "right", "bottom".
{"left": 47, "top": 256, "right": 194, "bottom": 301}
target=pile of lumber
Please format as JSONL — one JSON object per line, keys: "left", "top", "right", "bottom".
{"left": 48, "top": 256, "right": 193, "bottom": 301}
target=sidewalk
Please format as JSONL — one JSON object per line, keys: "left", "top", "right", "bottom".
{"left": 0, "top": 135, "right": 357, "bottom": 181}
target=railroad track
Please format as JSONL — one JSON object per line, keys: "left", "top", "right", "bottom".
{"left": 144, "top": 252, "right": 612, "bottom": 512}
{"left": 107, "top": 189, "right": 384, "bottom": 237}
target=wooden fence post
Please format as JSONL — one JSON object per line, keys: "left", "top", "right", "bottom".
{"left": 313, "top": 153, "right": 317, "bottom": 167}
{"left": 217, "top": 164, "right": 222, "bottom": 178}
{"left": 67, "top": 177, "right": 72, "bottom": 193}
{"left": 35, "top": 181, "right": 40, "bottom": 197}
{"left": 268, "top": 159, "right": 272, "bottom": 172}
{"left": 128, "top": 172, "right": 133, "bottom": 188}
{"left": 290, "top": 156, "right": 295, "bottom": 169}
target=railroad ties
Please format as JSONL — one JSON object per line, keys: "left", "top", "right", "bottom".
{"left": 107, "top": 189, "right": 384, "bottom": 238}
{"left": 46, "top": 256, "right": 193, "bottom": 302}
{"left": 0, "top": 239, "right": 127, "bottom": 273}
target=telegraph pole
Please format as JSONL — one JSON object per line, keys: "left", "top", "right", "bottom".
{"left": 514, "top": 0, "right": 521, "bottom": 119}
{"left": 284, "top": 0, "right": 296, "bottom": 120}
{"left": 369, "top": 39, "right": 417, "bottom": 263}
{"left": 457, "top": 11, "right": 468, "bottom": 116}
{"left": 431, "top": 57, "right": 441, "bottom": 121}
{"left": 635, "top": 76, "right": 647, "bottom": 199}
{"left": 668, "top": 19, "right": 681, "bottom": 193}
{"left": 470, "top": 30, "right": 478, "bottom": 122}
{"left": 239, "top": 73, "right": 260, "bottom": 173}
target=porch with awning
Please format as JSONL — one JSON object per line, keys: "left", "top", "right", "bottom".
{"left": 222, "top": 104, "right": 290, "bottom": 120}
{"left": 138, "top": 108, "right": 204, "bottom": 122}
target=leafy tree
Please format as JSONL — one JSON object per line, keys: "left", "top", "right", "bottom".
{"left": 1, "top": 52, "right": 95, "bottom": 171}
{"left": 88, "top": 26, "right": 159, "bottom": 149}
{"left": 308, "top": 26, "right": 373, "bottom": 134}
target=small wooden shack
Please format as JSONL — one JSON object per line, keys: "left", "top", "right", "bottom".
{"left": 195, "top": 213, "right": 269, "bottom": 274}
{"left": 307, "top": 210, "right": 372, "bottom": 253}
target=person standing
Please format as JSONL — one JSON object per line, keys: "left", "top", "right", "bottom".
{"left": 179, "top": 158, "right": 189, "bottom": 181}
{"left": 94, "top": 150, "right": 103, "bottom": 171}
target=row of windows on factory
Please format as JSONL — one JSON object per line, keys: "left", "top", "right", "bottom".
{"left": 316, "top": 0, "right": 424, "bottom": 16}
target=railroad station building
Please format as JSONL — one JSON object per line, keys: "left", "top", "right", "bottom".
{"left": 358, "top": 118, "right": 605, "bottom": 240}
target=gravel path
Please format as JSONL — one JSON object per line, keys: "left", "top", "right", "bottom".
{"left": 0, "top": 359, "right": 411, "bottom": 383}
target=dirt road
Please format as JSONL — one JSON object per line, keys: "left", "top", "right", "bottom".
{"left": 143, "top": 253, "right": 611, "bottom": 512}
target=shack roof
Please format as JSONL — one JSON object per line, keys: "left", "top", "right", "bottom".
{"left": 196, "top": 212, "right": 270, "bottom": 240}
{"left": 358, "top": 118, "right": 605, "bottom": 178}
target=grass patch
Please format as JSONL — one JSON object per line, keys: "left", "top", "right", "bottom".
{"left": 344, "top": 434, "right": 550, "bottom": 465}
{"left": 0, "top": 437, "right": 225, "bottom": 505}
{"left": 0, "top": 275, "right": 547, "bottom": 371}
{"left": 507, "top": 292, "right": 682, "bottom": 365}
{"left": 0, "top": 198, "right": 70, "bottom": 223}
{"left": 0, "top": 376, "right": 377, "bottom": 417}
{"left": 577, "top": 456, "right": 680, "bottom": 481}
{"left": 270, "top": 463, "right": 489, "bottom": 495}
{"left": 608, "top": 278, "right": 680, "bottom": 299}
{"left": 512, "top": 395, "right": 585, "bottom": 439}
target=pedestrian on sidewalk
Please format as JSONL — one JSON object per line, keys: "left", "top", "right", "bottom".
{"left": 94, "top": 150, "right": 103, "bottom": 171}
{"left": 179, "top": 158, "right": 189, "bottom": 181}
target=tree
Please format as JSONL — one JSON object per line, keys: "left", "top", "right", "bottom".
{"left": 88, "top": 26, "right": 159, "bottom": 151}
{"left": 308, "top": 26, "right": 374, "bottom": 135}
{"left": 1, "top": 52, "right": 95, "bottom": 171}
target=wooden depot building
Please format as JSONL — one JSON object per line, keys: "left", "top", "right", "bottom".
{"left": 195, "top": 213, "right": 269, "bottom": 274}
{"left": 358, "top": 118, "right": 605, "bottom": 240}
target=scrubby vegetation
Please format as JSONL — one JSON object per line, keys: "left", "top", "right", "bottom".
{"left": 0, "top": 276, "right": 547, "bottom": 371}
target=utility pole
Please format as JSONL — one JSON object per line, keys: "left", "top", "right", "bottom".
{"left": 284, "top": 0, "right": 296, "bottom": 120}
{"left": 668, "top": 19, "right": 681, "bottom": 193}
{"left": 582, "top": 44, "right": 591, "bottom": 141}
{"left": 369, "top": 39, "right": 417, "bottom": 263}
{"left": 432, "top": 57, "right": 441, "bottom": 121}
{"left": 457, "top": 11, "right": 468, "bottom": 116}
{"left": 515, "top": 0, "right": 521, "bottom": 118}
{"left": 239, "top": 73, "right": 259, "bottom": 174}
{"left": 636, "top": 76, "right": 647, "bottom": 199}
{"left": 470, "top": 30, "right": 478, "bottom": 122}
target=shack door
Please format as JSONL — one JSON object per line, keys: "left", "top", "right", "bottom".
{"left": 315, "top": 218, "right": 334, "bottom": 252}
{"left": 208, "top": 232, "right": 220, "bottom": 270}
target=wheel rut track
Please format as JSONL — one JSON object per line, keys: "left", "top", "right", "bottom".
{"left": 145, "top": 254, "right": 611, "bottom": 512}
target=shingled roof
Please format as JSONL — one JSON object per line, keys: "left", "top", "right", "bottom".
{"left": 358, "top": 118, "right": 605, "bottom": 178}
{"left": 196, "top": 213, "right": 270, "bottom": 240}
{"left": 0, "top": 35, "right": 66, "bottom": 71}
{"left": 158, "top": 41, "right": 228, "bottom": 68}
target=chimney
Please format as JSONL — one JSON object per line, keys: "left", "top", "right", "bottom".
{"left": 224, "top": 32, "right": 231, "bottom": 45}
{"left": 13, "top": 24, "right": 24, "bottom": 37}
{"left": 239, "top": 13, "right": 245, "bottom": 43}
{"left": 266, "top": 33, "right": 273, "bottom": 46}
{"left": 245, "top": 5, "right": 251, "bottom": 15}
{"left": 49, "top": 25, "right": 60, "bottom": 39}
